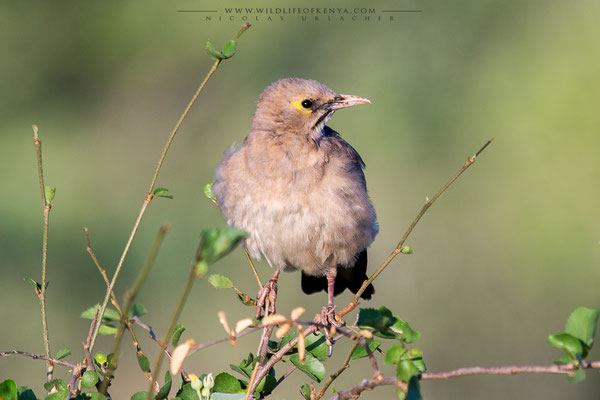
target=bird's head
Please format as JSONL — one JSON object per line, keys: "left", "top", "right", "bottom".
{"left": 251, "top": 78, "right": 370, "bottom": 143}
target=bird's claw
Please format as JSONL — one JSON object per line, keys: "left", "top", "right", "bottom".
{"left": 255, "top": 274, "right": 279, "bottom": 319}
{"left": 314, "top": 306, "right": 345, "bottom": 354}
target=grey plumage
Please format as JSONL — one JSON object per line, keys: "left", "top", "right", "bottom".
{"left": 212, "top": 78, "right": 378, "bottom": 301}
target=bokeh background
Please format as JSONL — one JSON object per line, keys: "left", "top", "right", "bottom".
{"left": 1, "top": 0, "right": 599, "bottom": 399}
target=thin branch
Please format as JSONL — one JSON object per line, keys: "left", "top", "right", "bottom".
{"left": 145, "top": 240, "right": 205, "bottom": 400}
{"left": 243, "top": 248, "right": 263, "bottom": 289}
{"left": 32, "top": 125, "right": 53, "bottom": 382}
{"left": 83, "top": 305, "right": 100, "bottom": 374}
{"left": 315, "top": 341, "right": 360, "bottom": 399}
{"left": 329, "top": 360, "right": 600, "bottom": 400}
{"left": 339, "top": 138, "right": 494, "bottom": 317}
{"left": 89, "top": 23, "right": 252, "bottom": 357}
{"left": 0, "top": 350, "right": 77, "bottom": 369}
{"left": 272, "top": 365, "right": 298, "bottom": 391}
{"left": 65, "top": 364, "right": 84, "bottom": 400}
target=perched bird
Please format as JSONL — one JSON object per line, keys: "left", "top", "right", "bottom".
{"left": 212, "top": 78, "right": 378, "bottom": 322}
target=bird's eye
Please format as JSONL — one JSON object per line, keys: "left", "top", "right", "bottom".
{"left": 301, "top": 99, "right": 313, "bottom": 109}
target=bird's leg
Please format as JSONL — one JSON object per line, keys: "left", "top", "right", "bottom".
{"left": 255, "top": 269, "right": 280, "bottom": 319}
{"left": 315, "top": 268, "right": 344, "bottom": 351}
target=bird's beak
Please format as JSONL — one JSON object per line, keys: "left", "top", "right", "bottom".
{"left": 325, "top": 94, "right": 371, "bottom": 110}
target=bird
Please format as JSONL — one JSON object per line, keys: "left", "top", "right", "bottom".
{"left": 212, "top": 78, "right": 378, "bottom": 326}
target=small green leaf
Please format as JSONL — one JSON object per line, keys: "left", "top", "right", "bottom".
{"left": 547, "top": 333, "right": 585, "bottom": 359}
{"left": 299, "top": 383, "right": 311, "bottom": 400}
{"left": 396, "top": 359, "right": 420, "bottom": 382}
{"left": 171, "top": 323, "right": 186, "bottom": 347}
{"left": 17, "top": 386, "right": 37, "bottom": 400}
{"left": 391, "top": 319, "right": 420, "bottom": 343}
{"left": 94, "top": 352, "right": 107, "bottom": 365}
{"left": 98, "top": 323, "right": 118, "bottom": 336}
{"left": 204, "top": 182, "right": 216, "bottom": 202}
{"left": 81, "top": 370, "right": 99, "bottom": 389}
{"left": 400, "top": 246, "right": 413, "bottom": 254}
{"left": 131, "top": 392, "right": 149, "bottom": 400}
{"left": 106, "top": 353, "right": 118, "bottom": 371}
{"left": 564, "top": 307, "right": 600, "bottom": 348}
{"left": 384, "top": 344, "right": 407, "bottom": 365}
{"left": 405, "top": 376, "right": 423, "bottom": 400}
{"left": 0, "top": 379, "right": 17, "bottom": 400}
{"left": 137, "top": 353, "right": 151, "bottom": 373}
{"left": 44, "top": 390, "right": 68, "bottom": 400}
{"left": 255, "top": 374, "right": 277, "bottom": 395}
{"left": 199, "top": 227, "right": 248, "bottom": 265}
{"left": 213, "top": 372, "right": 242, "bottom": 393}
{"left": 45, "top": 186, "right": 56, "bottom": 204}
{"left": 43, "top": 379, "right": 66, "bottom": 392}
{"left": 86, "top": 392, "right": 107, "bottom": 400}
{"left": 155, "top": 370, "right": 172, "bottom": 400}
{"left": 291, "top": 352, "right": 326, "bottom": 382}
{"left": 208, "top": 274, "right": 234, "bottom": 289}
{"left": 350, "top": 338, "right": 381, "bottom": 360}
{"left": 305, "top": 332, "right": 328, "bottom": 361}
{"left": 205, "top": 40, "right": 225, "bottom": 60}
{"left": 128, "top": 304, "right": 147, "bottom": 318}
{"left": 222, "top": 40, "right": 238, "bottom": 57}
{"left": 153, "top": 187, "right": 174, "bottom": 199}
{"left": 24, "top": 277, "right": 39, "bottom": 289}
{"left": 55, "top": 348, "right": 71, "bottom": 360}
{"left": 80, "top": 305, "right": 120, "bottom": 321}
{"left": 195, "top": 260, "right": 209, "bottom": 276}
{"left": 566, "top": 367, "right": 586, "bottom": 383}
{"left": 175, "top": 382, "right": 200, "bottom": 400}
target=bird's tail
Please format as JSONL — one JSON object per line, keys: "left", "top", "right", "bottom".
{"left": 301, "top": 250, "right": 374, "bottom": 300}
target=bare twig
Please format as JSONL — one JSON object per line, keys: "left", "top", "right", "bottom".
{"left": 315, "top": 341, "right": 360, "bottom": 399}
{"left": 65, "top": 364, "right": 84, "bottom": 400}
{"left": 32, "top": 125, "right": 54, "bottom": 382}
{"left": 243, "top": 248, "right": 263, "bottom": 289}
{"left": 90, "top": 23, "right": 252, "bottom": 358}
{"left": 339, "top": 139, "right": 494, "bottom": 317}
{"left": 83, "top": 305, "right": 100, "bottom": 374}
{"left": 0, "top": 350, "right": 77, "bottom": 369}
{"left": 329, "top": 360, "right": 600, "bottom": 400}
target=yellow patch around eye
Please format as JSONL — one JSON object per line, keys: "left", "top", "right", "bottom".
{"left": 290, "top": 100, "right": 313, "bottom": 115}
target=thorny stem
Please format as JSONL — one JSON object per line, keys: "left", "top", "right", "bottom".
{"left": 89, "top": 23, "right": 252, "bottom": 357}
{"left": 339, "top": 138, "right": 495, "bottom": 317}
{"left": 145, "top": 241, "right": 205, "bottom": 400}
{"left": 32, "top": 125, "right": 53, "bottom": 382}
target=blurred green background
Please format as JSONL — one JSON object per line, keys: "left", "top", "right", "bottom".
{"left": 1, "top": 0, "right": 599, "bottom": 398}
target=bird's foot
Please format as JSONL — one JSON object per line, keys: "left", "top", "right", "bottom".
{"left": 255, "top": 271, "right": 280, "bottom": 319}
{"left": 314, "top": 306, "right": 345, "bottom": 353}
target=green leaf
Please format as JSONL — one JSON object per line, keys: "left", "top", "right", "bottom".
{"left": 384, "top": 344, "right": 407, "bottom": 365}
{"left": 106, "top": 353, "right": 118, "bottom": 371}
{"left": 17, "top": 386, "right": 37, "bottom": 400}
{"left": 205, "top": 40, "right": 225, "bottom": 60}
{"left": 24, "top": 277, "right": 40, "bottom": 290}
{"left": 400, "top": 246, "right": 413, "bottom": 254}
{"left": 350, "top": 338, "right": 381, "bottom": 360}
{"left": 204, "top": 182, "right": 216, "bottom": 202}
{"left": 155, "top": 370, "right": 172, "bottom": 400}
{"left": 547, "top": 333, "right": 585, "bottom": 359}
{"left": 299, "top": 383, "right": 311, "bottom": 400}
{"left": 55, "top": 348, "right": 71, "bottom": 360}
{"left": 199, "top": 227, "right": 248, "bottom": 265}
{"left": 98, "top": 323, "right": 118, "bottom": 336}
{"left": 396, "top": 359, "right": 420, "bottom": 382}
{"left": 564, "top": 307, "right": 600, "bottom": 348}
{"left": 305, "top": 332, "right": 328, "bottom": 361}
{"left": 213, "top": 372, "right": 243, "bottom": 393}
{"left": 407, "top": 349, "right": 427, "bottom": 373}
{"left": 357, "top": 307, "right": 395, "bottom": 332}
{"left": 405, "top": 376, "right": 423, "bottom": 400}
{"left": 255, "top": 374, "right": 277, "bottom": 395}
{"left": 171, "top": 323, "right": 186, "bottom": 347}
{"left": 153, "top": 187, "right": 174, "bottom": 199}
{"left": 131, "top": 392, "right": 149, "bottom": 400}
{"left": 290, "top": 352, "right": 326, "bottom": 382}
{"left": 221, "top": 40, "right": 238, "bottom": 57}
{"left": 128, "top": 304, "right": 148, "bottom": 318}
{"left": 390, "top": 319, "right": 420, "bottom": 343}
{"left": 81, "top": 370, "right": 99, "bottom": 389}
{"left": 0, "top": 379, "right": 17, "bottom": 400}
{"left": 175, "top": 383, "right": 200, "bottom": 400}
{"left": 44, "top": 390, "right": 68, "bottom": 400}
{"left": 85, "top": 392, "right": 107, "bottom": 400}
{"left": 566, "top": 367, "right": 586, "bottom": 383}
{"left": 229, "top": 353, "right": 256, "bottom": 378}
{"left": 45, "top": 186, "right": 56, "bottom": 204}
{"left": 137, "top": 353, "right": 151, "bottom": 373}
{"left": 80, "top": 305, "right": 120, "bottom": 322}
{"left": 43, "top": 379, "right": 66, "bottom": 392}
{"left": 208, "top": 274, "right": 234, "bottom": 289}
